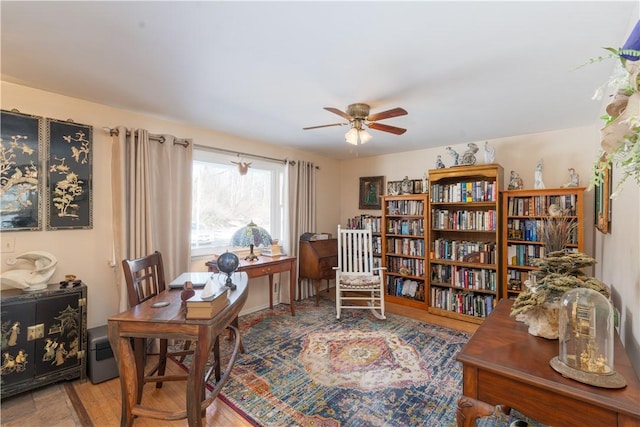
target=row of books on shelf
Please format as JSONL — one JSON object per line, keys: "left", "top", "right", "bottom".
{"left": 430, "top": 180, "right": 498, "bottom": 203}
{"left": 386, "top": 237, "right": 425, "bottom": 257}
{"left": 386, "top": 199, "right": 425, "bottom": 216}
{"left": 430, "top": 265, "right": 497, "bottom": 291}
{"left": 431, "top": 209, "right": 497, "bottom": 231}
{"left": 508, "top": 219, "right": 578, "bottom": 244}
{"left": 430, "top": 288, "right": 495, "bottom": 318}
{"left": 430, "top": 239, "right": 497, "bottom": 264}
{"left": 345, "top": 215, "right": 382, "bottom": 233}
{"left": 507, "top": 244, "right": 545, "bottom": 267}
{"left": 386, "top": 219, "right": 424, "bottom": 236}
{"left": 507, "top": 218, "right": 542, "bottom": 242}
{"left": 372, "top": 237, "right": 382, "bottom": 254}
{"left": 385, "top": 276, "right": 425, "bottom": 301}
{"left": 386, "top": 254, "right": 426, "bottom": 276}
{"left": 385, "top": 256, "right": 426, "bottom": 277}
{"left": 507, "top": 194, "right": 577, "bottom": 217}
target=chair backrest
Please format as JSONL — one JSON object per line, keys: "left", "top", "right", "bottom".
{"left": 122, "top": 251, "right": 166, "bottom": 307}
{"left": 336, "top": 225, "right": 375, "bottom": 275}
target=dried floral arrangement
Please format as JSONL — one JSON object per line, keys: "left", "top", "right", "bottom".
{"left": 540, "top": 214, "right": 578, "bottom": 254}
{"left": 510, "top": 251, "right": 610, "bottom": 317}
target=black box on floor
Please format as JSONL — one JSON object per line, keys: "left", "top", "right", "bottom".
{"left": 87, "top": 325, "right": 119, "bottom": 384}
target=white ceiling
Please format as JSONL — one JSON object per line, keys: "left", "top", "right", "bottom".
{"left": 1, "top": 1, "right": 638, "bottom": 160}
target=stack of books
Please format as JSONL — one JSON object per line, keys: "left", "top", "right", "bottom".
{"left": 185, "top": 288, "right": 229, "bottom": 319}
{"left": 261, "top": 244, "right": 285, "bottom": 257}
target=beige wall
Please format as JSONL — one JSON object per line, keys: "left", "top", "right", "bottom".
{"left": 2, "top": 80, "right": 638, "bottom": 375}
{"left": 0, "top": 81, "right": 342, "bottom": 327}
{"left": 339, "top": 127, "right": 640, "bottom": 375}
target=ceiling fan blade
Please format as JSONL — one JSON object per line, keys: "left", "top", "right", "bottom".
{"left": 368, "top": 122, "right": 407, "bottom": 135}
{"left": 367, "top": 107, "right": 408, "bottom": 122}
{"left": 303, "top": 123, "right": 348, "bottom": 130}
{"left": 324, "top": 107, "right": 353, "bottom": 121}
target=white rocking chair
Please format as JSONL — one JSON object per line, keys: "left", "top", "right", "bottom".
{"left": 334, "top": 225, "right": 386, "bottom": 320}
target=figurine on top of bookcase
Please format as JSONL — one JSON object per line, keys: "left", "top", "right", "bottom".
{"left": 534, "top": 159, "right": 546, "bottom": 189}
{"left": 483, "top": 141, "right": 496, "bottom": 164}
{"left": 508, "top": 171, "right": 524, "bottom": 190}
{"left": 561, "top": 168, "right": 580, "bottom": 188}
{"left": 460, "top": 143, "right": 479, "bottom": 166}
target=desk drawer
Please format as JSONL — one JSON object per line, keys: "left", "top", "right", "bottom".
{"left": 477, "top": 370, "right": 617, "bottom": 427}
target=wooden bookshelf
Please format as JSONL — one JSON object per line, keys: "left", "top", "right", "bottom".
{"left": 501, "top": 187, "right": 585, "bottom": 300}
{"left": 381, "top": 194, "right": 429, "bottom": 310}
{"left": 427, "top": 164, "right": 504, "bottom": 324}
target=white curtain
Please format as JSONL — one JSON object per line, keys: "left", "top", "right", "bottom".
{"left": 285, "top": 160, "right": 317, "bottom": 301}
{"left": 111, "top": 127, "right": 193, "bottom": 311}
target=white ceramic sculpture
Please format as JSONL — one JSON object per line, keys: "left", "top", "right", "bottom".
{"left": 561, "top": 168, "right": 580, "bottom": 188}
{"left": 1, "top": 251, "right": 58, "bottom": 291}
{"left": 483, "top": 141, "right": 495, "bottom": 164}
{"left": 534, "top": 159, "right": 545, "bottom": 189}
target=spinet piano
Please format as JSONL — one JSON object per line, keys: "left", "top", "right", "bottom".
{"left": 298, "top": 238, "right": 338, "bottom": 305}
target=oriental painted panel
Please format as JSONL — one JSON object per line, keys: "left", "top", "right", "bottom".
{"left": 46, "top": 119, "right": 93, "bottom": 230}
{"left": 0, "top": 110, "right": 44, "bottom": 231}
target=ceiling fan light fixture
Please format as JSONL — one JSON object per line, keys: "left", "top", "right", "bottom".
{"left": 345, "top": 127, "right": 371, "bottom": 145}
{"left": 345, "top": 127, "right": 359, "bottom": 145}
{"left": 359, "top": 129, "right": 372, "bottom": 144}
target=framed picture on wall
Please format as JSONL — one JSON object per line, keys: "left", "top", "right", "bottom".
{"left": 1, "top": 109, "right": 44, "bottom": 231}
{"left": 46, "top": 118, "right": 93, "bottom": 230}
{"left": 359, "top": 176, "right": 384, "bottom": 210}
{"left": 594, "top": 157, "right": 611, "bottom": 234}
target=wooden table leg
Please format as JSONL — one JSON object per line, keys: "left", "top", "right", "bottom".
{"left": 108, "top": 322, "right": 136, "bottom": 427}
{"left": 186, "top": 328, "right": 213, "bottom": 427}
{"left": 268, "top": 274, "right": 274, "bottom": 309}
{"left": 313, "top": 280, "right": 321, "bottom": 306}
{"left": 456, "top": 396, "right": 506, "bottom": 427}
{"left": 133, "top": 338, "right": 145, "bottom": 403}
{"left": 289, "top": 259, "right": 296, "bottom": 316}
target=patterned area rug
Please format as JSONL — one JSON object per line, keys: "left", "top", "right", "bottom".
{"left": 177, "top": 298, "right": 543, "bottom": 427}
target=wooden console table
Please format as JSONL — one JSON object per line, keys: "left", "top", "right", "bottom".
{"left": 456, "top": 299, "right": 640, "bottom": 427}
{"left": 206, "top": 255, "right": 297, "bottom": 316}
{"left": 108, "top": 273, "right": 248, "bottom": 427}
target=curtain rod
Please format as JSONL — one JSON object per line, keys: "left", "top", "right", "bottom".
{"left": 103, "top": 127, "right": 189, "bottom": 147}
{"left": 194, "top": 144, "right": 288, "bottom": 165}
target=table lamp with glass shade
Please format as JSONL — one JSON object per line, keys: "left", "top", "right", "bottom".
{"left": 230, "top": 220, "right": 272, "bottom": 261}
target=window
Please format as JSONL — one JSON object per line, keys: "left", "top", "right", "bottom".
{"left": 191, "top": 148, "right": 284, "bottom": 257}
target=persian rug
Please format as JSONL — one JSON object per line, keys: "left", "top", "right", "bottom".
{"left": 176, "top": 298, "right": 544, "bottom": 427}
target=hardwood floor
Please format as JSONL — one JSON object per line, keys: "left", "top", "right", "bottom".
{"left": 1, "top": 296, "right": 478, "bottom": 426}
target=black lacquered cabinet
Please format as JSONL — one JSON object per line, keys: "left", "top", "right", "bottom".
{"left": 1, "top": 283, "right": 87, "bottom": 399}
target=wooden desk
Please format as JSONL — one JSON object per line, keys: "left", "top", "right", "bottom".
{"left": 298, "top": 238, "right": 338, "bottom": 306}
{"left": 108, "top": 273, "right": 248, "bottom": 427}
{"left": 206, "top": 255, "right": 297, "bottom": 316}
{"left": 456, "top": 299, "right": 640, "bottom": 427}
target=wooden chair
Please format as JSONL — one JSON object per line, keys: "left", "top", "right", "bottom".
{"left": 334, "top": 225, "right": 386, "bottom": 320}
{"left": 122, "top": 251, "right": 208, "bottom": 401}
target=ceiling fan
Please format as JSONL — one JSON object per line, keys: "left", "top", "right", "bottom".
{"left": 303, "top": 103, "right": 408, "bottom": 145}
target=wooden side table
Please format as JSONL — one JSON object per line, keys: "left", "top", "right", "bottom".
{"left": 206, "top": 255, "right": 297, "bottom": 315}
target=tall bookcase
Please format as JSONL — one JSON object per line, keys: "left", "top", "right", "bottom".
{"left": 428, "top": 164, "right": 503, "bottom": 324}
{"left": 501, "top": 187, "right": 585, "bottom": 300}
{"left": 381, "top": 194, "right": 429, "bottom": 310}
